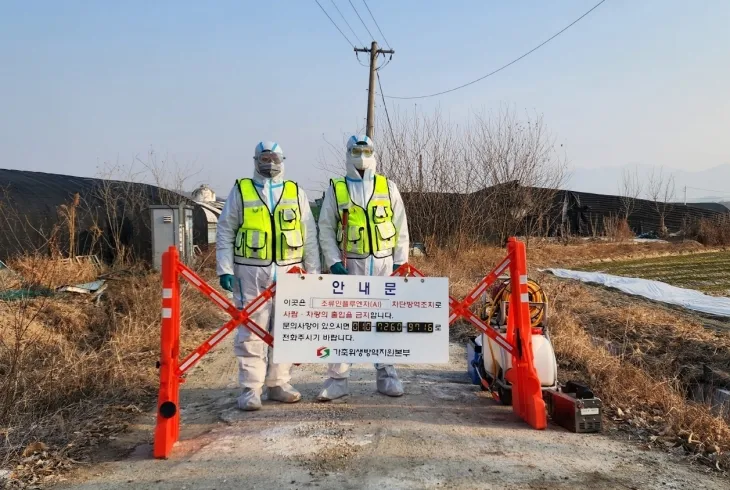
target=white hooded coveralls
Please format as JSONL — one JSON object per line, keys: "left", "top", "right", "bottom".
{"left": 318, "top": 157, "right": 410, "bottom": 379}
{"left": 216, "top": 168, "right": 320, "bottom": 390}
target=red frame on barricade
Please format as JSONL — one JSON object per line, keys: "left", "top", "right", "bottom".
{"left": 154, "top": 237, "right": 545, "bottom": 459}
{"left": 392, "top": 237, "right": 547, "bottom": 430}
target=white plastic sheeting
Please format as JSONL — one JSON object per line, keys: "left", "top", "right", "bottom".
{"left": 546, "top": 269, "right": 730, "bottom": 318}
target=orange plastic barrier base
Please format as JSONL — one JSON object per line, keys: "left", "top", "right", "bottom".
{"left": 154, "top": 237, "right": 546, "bottom": 458}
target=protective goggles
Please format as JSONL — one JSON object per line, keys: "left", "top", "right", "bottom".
{"left": 257, "top": 152, "right": 283, "bottom": 164}
{"left": 349, "top": 146, "right": 374, "bottom": 157}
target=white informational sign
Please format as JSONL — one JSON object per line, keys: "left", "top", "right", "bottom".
{"left": 273, "top": 274, "right": 449, "bottom": 364}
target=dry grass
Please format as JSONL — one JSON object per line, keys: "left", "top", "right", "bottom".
{"left": 2, "top": 239, "right": 727, "bottom": 485}
{"left": 546, "top": 276, "right": 730, "bottom": 466}
{"left": 549, "top": 305, "right": 730, "bottom": 467}
{"left": 417, "top": 240, "right": 730, "bottom": 470}
{"left": 602, "top": 216, "right": 634, "bottom": 242}
{"left": 0, "top": 255, "right": 221, "bottom": 487}
{"left": 686, "top": 215, "right": 730, "bottom": 247}
{"left": 4, "top": 255, "right": 101, "bottom": 290}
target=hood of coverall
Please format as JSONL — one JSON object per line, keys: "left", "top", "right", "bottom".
{"left": 345, "top": 135, "right": 377, "bottom": 180}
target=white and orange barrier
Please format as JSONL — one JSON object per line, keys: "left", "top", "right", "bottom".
{"left": 153, "top": 237, "right": 545, "bottom": 459}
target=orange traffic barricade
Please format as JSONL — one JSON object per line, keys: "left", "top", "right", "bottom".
{"left": 393, "top": 237, "right": 547, "bottom": 430}
{"left": 154, "top": 237, "right": 545, "bottom": 459}
{"left": 154, "top": 246, "right": 301, "bottom": 458}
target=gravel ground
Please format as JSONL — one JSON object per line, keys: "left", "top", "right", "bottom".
{"left": 54, "top": 341, "right": 728, "bottom": 490}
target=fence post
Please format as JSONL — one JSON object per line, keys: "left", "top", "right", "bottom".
{"left": 153, "top": 246, "right": 181, "bottom": 458}
{"left": 506, "top": 238, "right": 547, "bottom": 429}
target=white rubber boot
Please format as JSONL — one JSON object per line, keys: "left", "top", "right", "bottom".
{"left": 267, "top": 383, "right": 302, "bottom": 403}
{"left": 316, "top": 378, "right": 349, "bottom": 401}
{"left": 237, "top": 387, "right": 263, "bottom": 411}
{"left": 376, "top": 366, "right": 404, "bottom": 397}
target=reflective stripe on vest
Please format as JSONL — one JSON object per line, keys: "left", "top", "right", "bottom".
{"left": 331, "top": 174, "right": 397, "bottom": 256}
{"left": 234, "top": 179, "right": 304, "bottom": 266}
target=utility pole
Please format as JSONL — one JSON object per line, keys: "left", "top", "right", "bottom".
{"left": 355, "top": 41, "right": 394, "bottom": 139}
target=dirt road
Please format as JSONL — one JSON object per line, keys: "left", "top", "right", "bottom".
{"left": 56, "top": 342, "right": 727, "bottom": 490}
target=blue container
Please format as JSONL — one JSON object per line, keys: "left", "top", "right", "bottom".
{"left": 466, "top": 337, "right": 482, "bottom": 385}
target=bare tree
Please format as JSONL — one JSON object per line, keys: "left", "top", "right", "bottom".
{"left": 373, "top": 105, "right": 567, "bottom": 248}
{"left": 92, "top": 159, "right": 150, "bottom": 264}
{"left": 369, "top": 106, "right": 481, "bottom": 252}
{"left": 315, "top": 105, "right": 568, "bottom": 249}
{"left": 135, "top": 147, "right": 202, "bottom": 205}
{"left": 466, "top": 107, "right": 568, "bottom": 244}
{"left": 647, "top": 167, "right": 676, "bottom": 237}
{"left": 619, "top": 166, "right": 642, "bottom": 221}
{"left": 92, "top": 149, "right": 203, "bottom": 265}
{"left": 56, "top": 193, "right": 81, "bottom": 259}
{"left": 0, "top": 185, "right": 56, "bottom": 258}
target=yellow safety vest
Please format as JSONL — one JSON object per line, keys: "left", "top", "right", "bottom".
{"left": 331, "top": 174, "right": 397, "bottom": 257}
{"left": 234, "top": 179, "right": 304, "bottom": 266}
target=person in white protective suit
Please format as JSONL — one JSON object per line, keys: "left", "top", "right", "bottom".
{"left": 317, "top": 134, "right": 410, "bottom": 401}
{"left": 216, "top": 141, "right": 321, "bottom": 411}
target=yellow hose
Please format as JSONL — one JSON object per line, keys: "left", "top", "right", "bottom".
{"left": 484, "top": 279, "right": 546, "bottom": 328}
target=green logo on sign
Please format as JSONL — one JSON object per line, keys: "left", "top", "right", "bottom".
{"left": 317, "top": 346, "right": 330, "bottom": 359}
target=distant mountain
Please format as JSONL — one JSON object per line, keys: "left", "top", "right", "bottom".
{"left": 566, "top": 163, "right": 730, "bottom": 202}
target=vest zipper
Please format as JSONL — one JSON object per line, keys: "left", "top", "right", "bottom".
{"left": 364, "top": 206, "right": 374, "bottom": 253}
{"left": 269, "top": 183, "right": 276, "bottom": 266}
{"left": 270, "top": 213, "right": 276, "bottom": 266}
{"left": 362, "top": 180, "right": 375, "bottom": 254}
{"left": 268, "top": 182, "right": 287, "bottom": 267}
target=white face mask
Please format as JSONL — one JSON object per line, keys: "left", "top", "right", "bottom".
{"left": 346, "top": 154, "right": 376, "bottom": 171}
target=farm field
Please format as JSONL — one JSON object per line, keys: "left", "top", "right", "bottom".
{"left": 581, "top": 251, "right": 730, "bottom": 295}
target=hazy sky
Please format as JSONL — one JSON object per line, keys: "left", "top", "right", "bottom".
{"left": 1, "top": 0, "right": 729, "bottom": 197}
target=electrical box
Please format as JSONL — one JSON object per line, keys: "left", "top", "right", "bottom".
{"left": 150, "top": 204, "right": 194, "bottom": 270}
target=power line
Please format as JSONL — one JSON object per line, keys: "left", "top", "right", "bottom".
{"left": 377, "top": 55, "right": 392, "bottom": 71}
{"left": 314, "top": 0, "right": 355, "bottom": 47}
{"left": 348, "top": 0, "right": 376, "bottom": 42}
{"left": 355, "top": 51, "right": 369, "bottom": 67}
{"left": 330, "top": 0, "right": 364, "bottom": 46}
{"left": 386, "top": 0, "right": 608, "bottom": 100}
{"left": 362, "top": 0, "right": 391, "bottom": 49}
{"left": 376, "top": 71, "right": 398, "bottom": 149}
